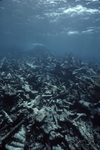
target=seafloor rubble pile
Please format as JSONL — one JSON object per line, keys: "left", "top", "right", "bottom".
{"left": 0, "top": 49, "right": 100, "bottom": 150}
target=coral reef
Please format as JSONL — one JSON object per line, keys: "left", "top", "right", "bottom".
{"left": 0, "top": 50, "right": 100, "bottom": 150}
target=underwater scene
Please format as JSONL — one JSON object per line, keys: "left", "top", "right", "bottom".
{"left": 0, "top": 0, "right": 100, "bottom": 150}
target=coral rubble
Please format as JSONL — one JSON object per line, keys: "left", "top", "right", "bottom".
{"left": 0, "top": 50, "right": 100, "bottom": 150}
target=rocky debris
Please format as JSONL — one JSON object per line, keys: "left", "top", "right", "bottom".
{"left": 2, "top": 109, "right": 13, "bottom": 124}
{"left": 5, "top": 125, "right": 26, "bottom": 150}
{"left": 0, "top": 50, "right": 100, "bottom": 150}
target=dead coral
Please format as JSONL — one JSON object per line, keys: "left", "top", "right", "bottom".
{"left": 0, "top": 51, "right": 100, "bottom": 150}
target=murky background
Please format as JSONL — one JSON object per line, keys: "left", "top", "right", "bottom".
{"left": 0, "top": 0, "right": 100, "bottom": 61}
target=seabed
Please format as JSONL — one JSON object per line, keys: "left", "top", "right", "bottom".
{"left": 0, "top": 49, "right": 100, "bottom": 150}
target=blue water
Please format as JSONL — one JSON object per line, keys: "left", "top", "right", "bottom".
{"left": 0, "top": 0, "right": 100, "bottom": 61}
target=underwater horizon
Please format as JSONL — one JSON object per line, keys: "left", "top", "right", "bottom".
{"left": 0, "top": 0, "right": 100, "bottom": 61}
